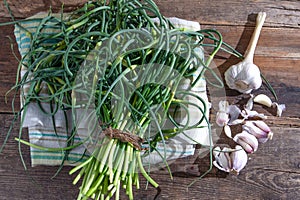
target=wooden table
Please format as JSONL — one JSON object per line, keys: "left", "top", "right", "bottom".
{"left": 0, "top": 1, "right": 299, "bottom": 199}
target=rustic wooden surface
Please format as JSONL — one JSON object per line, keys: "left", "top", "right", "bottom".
{"left": 0, "top": 0, "right": 299, "bottom": 199}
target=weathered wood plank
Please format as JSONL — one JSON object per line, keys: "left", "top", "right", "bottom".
{"left": 1, "top": 114, "right": 299, "bottom": 199}
{"left": 0, "top": 23, "right": 299, "bottom": 113}
{"left": 202, "top": 25, "right": 300, "bottom": 59}
{"left": 155, "top": 0, "right": 300, "bottom": 28}
{"left": 1, "top": 0, "right": 300, "bottom": 28}
{"left": 0, "top": 1, "right": 299, "bottom": 199}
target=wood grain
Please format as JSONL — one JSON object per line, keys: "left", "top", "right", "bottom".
{"left": 1, "top": 115, "right": 299, "bottom": 200}
{"left": 0, "top": 0, "right": 300, "bottom": 199}
{"left": 1, "top": 25, "right": 300, "bottom": 113}
{"left": 1, "top": 0, "right": 300, "bottom": 28}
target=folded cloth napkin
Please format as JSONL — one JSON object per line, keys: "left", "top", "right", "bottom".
{"left": 14, "top": 13, "right": 211, "bottom": 167}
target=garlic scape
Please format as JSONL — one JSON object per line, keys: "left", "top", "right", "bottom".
{"left": 225, "top": 12, "right": 266, "bottom": 94}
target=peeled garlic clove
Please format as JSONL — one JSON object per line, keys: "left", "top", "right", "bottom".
{"left": 231, "top": 145, "right": 248, "bottom": 175}
{"left": 224, "top": 124, "right": 232, "bottom": 138}
{"left": 233, "top": 131, "right": 258, "bottom": 153}
{"left": 245, "top": 94, "right": 254, "bottom": 110}
{"left": 253, "top": 94, "right": 272, "bottom": 107}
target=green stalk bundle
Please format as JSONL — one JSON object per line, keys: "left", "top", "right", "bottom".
{"left": 1, "top": 0, "right": 245, "bottom": 199}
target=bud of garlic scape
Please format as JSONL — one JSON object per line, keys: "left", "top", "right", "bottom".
{"left": 233, "top": 131, "right": 258, "bottom": 153}
{"left": 231, "top": 145, "right": 248, "bottom": 175}
{"left": 243, "top": 120, "right": 273, "bottom": 143}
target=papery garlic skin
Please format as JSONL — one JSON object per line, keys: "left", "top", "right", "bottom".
{"left": 243, "top": 120, "right": 273, "bottom": 143}
{"left": 233, "top": 131, "right": 259, "bottom": 153}
{"left": 272, "top": 102, "right": 286, "bottom": 117}
{"left": 231, "top": 145, "right": 248, "bottom": 175}
{"left": 216, "top": 100, "right": 242, "bottom": 126}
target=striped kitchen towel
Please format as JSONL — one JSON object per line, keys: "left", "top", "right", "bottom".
{"left": 14, "top": 12, "right": 86, "bottom": 166}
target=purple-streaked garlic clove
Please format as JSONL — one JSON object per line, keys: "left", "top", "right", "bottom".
{"left": 231, "top": 145, "right": 248, "bottom": 175}
{"left": 216, "top": 112, "right": 229, "bottom": 127}
{"left": 233, "top": 131, "right": 259, "bottom": 153}
{"left": 243, "top": 120, "right": 273, "bottom": 143}
{"left": 216, "top": 100, "right": 230, "bottom": 127}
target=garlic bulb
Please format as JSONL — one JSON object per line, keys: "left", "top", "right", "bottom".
{"left": 225, "top": 12, "right": 266, "bottom": 94}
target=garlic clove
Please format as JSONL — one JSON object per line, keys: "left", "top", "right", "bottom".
{"left": 229, "top": 118, "right": 245, "bottom": 125}
{"left": 231, "top": 145, "right": 248, "bottom": 175}
{"left": 216, "top": 112, "right": 229, "bottom": 127}
{"left": 253, "top": 120, "right": 271, "bottom": 133}
{"left": 242, "top": 109, "right": 266, "bottom": 120}
{"left": 213, "top": 146, "right": 221, "bottom": 158}
{"left": 253, "top": 94, "right": 273, "bottom": 107}
{"left": 245, "top": 94, "right": 254, "bottom": 111}
{"left": 213, "top": 147, "right": 232, "bottom": 172}
{"left": 216, "top": 100, "right": 230, "bottom": 127}
{"left": 219, "top": 100, "right": 229, "bottom": 112}
{"left": 243, "top": 120, "right": 273, "bottom": 143}
{"left": 233, "top": 131, "right": 259, "bottom": 153}
{"left": 224, "top": 124, "right": 232, "bottom": 138}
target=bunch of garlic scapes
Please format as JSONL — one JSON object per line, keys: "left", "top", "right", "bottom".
{"left": 213, "top": 12, "right": 286, "bottom": 174}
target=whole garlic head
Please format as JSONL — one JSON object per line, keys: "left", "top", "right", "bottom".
{"left": 224, "top": 62, "right": 262, "bottom": 94}
{"left": 224, "top": 12, "right": 266, "bottom": 94}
